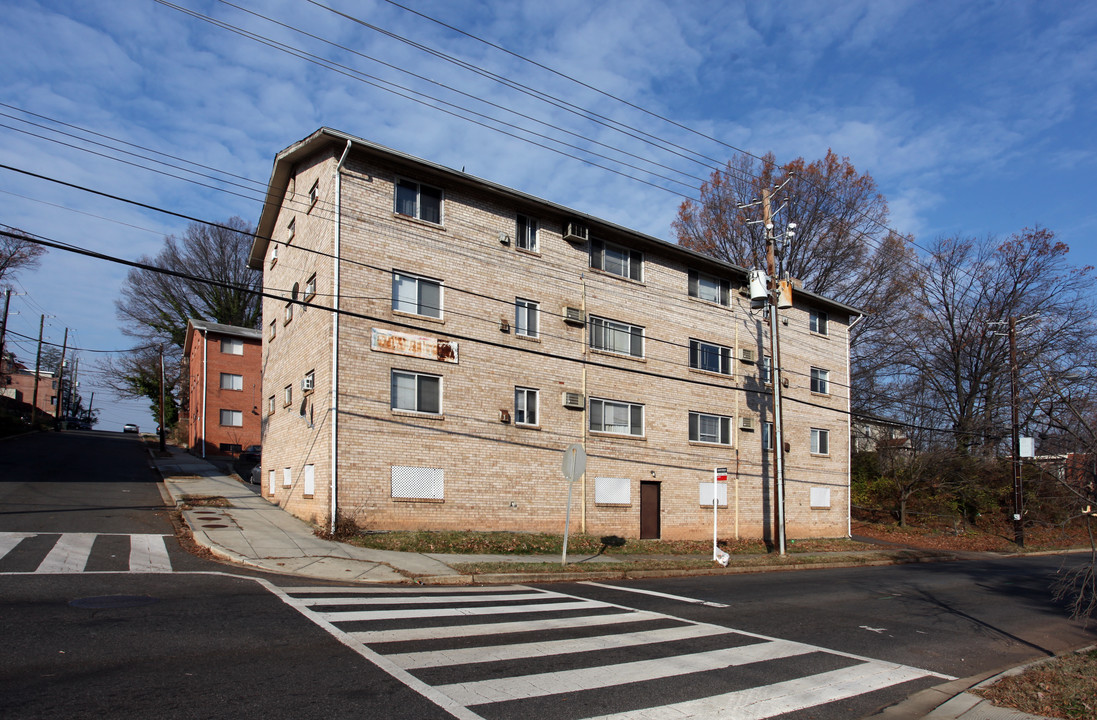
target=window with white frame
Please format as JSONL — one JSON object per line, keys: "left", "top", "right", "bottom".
{"left": 391, "top": 370, "right": 441, "bottom": 414}
{"left": 303, "top": 370, "right": 315, "bottom": 393}
{"left": 220, "top": 337, "right": 243, "bottom": 355}
{"left": 516, "top": 214, "right": 538, "bottom": 252}
{"left": 688, "top": 270, "right": 730, "bottom": 306}
{"left": 514, "top": 387, "right": 538, "bottom": 426}
{"left": 308, "top": 180, "right": 319, "bottom": 209}
{"left": 270, "top": 244, "right": 279, "bottom": 267}
{"left": 220, "top": 373, "right": 243, "bottom": 391}
{"left": 283, "top": 384, "right": 292, "bottom": 407}
{"left": 810, "top": 367, "right": 830, "bottom": 394}
{"left": 763, "top": 421, "right": 774, "bottom": 451}
{"left": 589, "top": 398, "right": 644, "bottom": 436}
{"left": 810, "top": 308, "right": 829, "bottom": 336}
{"left": 514, "top": 298, "right": 538, "bottom": 338}
{"left": 811, "top": 427, "right": 830, "bottom": 455}
{"left": 689, "top": 411, "right": 731, "bottom": 445}
{"left": 392, "top": 271, "right": 442, "bottom": 319}
{"left": 761, "top": 355, "right": 772, "bottom": 385}
{"left": 590, "top": 238, "right": 642, "bottom": 281}
{"left": 590, "top": 316, "right": 643, "bottom": 358}
{"left": 283, "top": 467, "right": 292, "bottom": 487}
{"left": 269, "top": 319, "right": 276, "bottom": 340}
{"left": 305, "top": 273, "right": 317, "bottom": 301}
{"left": 219, "top": 409, "right": 242, "bottom": 427}
{"left": 284, "top": 302, "right": 293, "bottom": 325}
{"left": 394, "top": 178, "right": 442, "bottom": 224}
{"left": 689, "top": 339, "right": 731, "bottom": 375}
{"left": 287, "top": 217, "right": 295, "bottom": 242}
{"left": 268, "top": 395, "right": 275, "bottom": 415}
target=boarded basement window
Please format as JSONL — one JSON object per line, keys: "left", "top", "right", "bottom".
{"left": 698, "top": 482, "right": 728, "bottom": 507}
{"left": 391, "top": 465, "right": 444, "bottom": 501}
{"left": 595, "top": 477, "right": 630, "bottom": 505}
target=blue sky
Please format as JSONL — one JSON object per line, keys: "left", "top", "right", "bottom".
{"left": 1, "top": 0, "right": 1095, "bottom": 432}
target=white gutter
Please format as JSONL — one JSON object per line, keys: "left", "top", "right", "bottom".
{"left": 331, "top": 139, "right": 351, "bottom": 535}
{"left": 846, "top": 312, "right": 865, "bottom": 538}
{"left": 201, "top": 331, "right": 208, "bottom": 458}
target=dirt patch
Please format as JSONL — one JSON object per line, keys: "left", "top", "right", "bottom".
{"left": 179, "top": 495, "right": 232, "bottom": 509}
{"left": 974, "top": 649, "right": 1097, "bottom": 719}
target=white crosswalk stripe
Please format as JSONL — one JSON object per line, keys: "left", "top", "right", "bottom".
{"left": 272, "top": 583, "right": 954, "bottom": 720}
{"left": 0, "top": 531, "right": 175, "bottom": 573}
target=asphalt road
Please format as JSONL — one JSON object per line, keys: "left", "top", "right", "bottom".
{"left": 2, "top": 431, "right": 1095, "bottom": 720}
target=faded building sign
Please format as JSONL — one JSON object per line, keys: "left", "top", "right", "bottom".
{"left": 371, "top": 328, "right": 458, "bottom": 364}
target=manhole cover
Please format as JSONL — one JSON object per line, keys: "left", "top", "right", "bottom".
{"left": 70, "top": 595, "right": 159, "bottom": 609}
{"left": 202, "top": 523, "right": 229, "bottom": 529}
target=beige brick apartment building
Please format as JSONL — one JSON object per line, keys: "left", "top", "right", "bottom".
{"left": 249, "top": 128, "right": 859, "bottom": 541}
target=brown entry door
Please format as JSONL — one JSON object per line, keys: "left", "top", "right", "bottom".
{"left": 640, "top": 481, "right": 661, "bottom": 539}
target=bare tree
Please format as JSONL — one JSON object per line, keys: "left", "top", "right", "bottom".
{"left": 673, "top": 150, "right": 917, "bottom": 412}
{"left": 110, "top": 217, "right": 260, "bottom": 425}
{"left": 0, "top": 227, "right": 47, "bottom": 287}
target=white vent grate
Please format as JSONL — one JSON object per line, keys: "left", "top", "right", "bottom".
{"left": 391, "top": 465, "right": 444, "bottom": 500}
{"left": 595, "top": 477, "right": 630, "bottom": 504}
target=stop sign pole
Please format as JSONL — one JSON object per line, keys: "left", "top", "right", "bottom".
{"left": 561, "top": 444, "right": 587, "bottom": 566}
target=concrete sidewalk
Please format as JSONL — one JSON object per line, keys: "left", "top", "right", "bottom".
{"left": 150, "top": 443, "right": 1060, "bottom": 720}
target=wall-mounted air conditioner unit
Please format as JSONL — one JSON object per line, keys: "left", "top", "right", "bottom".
{"left": 738, "top": 348, "right": 756, "bottom": 363}
{"left": 739, "top": 416, "right": 756, "bottom": 431}
{"left": 498, "top": 231, "right": 511, "bottom": 245}
{"left": 562, "top": 392, "right": 584, "bottom": 410}
{"left": 563, "top": 306, "right": 584, "bottom": 325}
{"left": 563, "top": 221, "right": 589, "bottom": 243}
{"left": 301, "top": 374, "right": 314, "bottom": 392}
{"left": 499, "top": 409, "right": 511, "bottom": 423}
{"left": 499, "top": 318, "right": 511, "bottom": 333}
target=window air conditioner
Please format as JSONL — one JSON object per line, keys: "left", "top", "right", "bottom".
{"left": 739, "top": 416, "right": 756, "bottom": 431}
{"left": 499, "top": 317, "right": 511, "bottom": 333}
{"left": 562, "top": 392, "right": 584, "bottom": 410}
{"left": 563, "top": 306, "right": 584, "bottom": 325}
{"left": 738, "top": 348, "right": 756, "bottom": 363}
{"left": 563, "top": 221, "right": 589, "bottom": 243}
{"left": 498, "top": 231, "right": 511, "bottom": 245}
{"left": 499, "top": 409, "right": 511, "bottom": 423}
{"left": 301, "top": 375, "right": 314, "bottom": 392}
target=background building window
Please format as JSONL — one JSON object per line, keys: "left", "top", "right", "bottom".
{"left": 305, "top": 273, "right": 317, "bottom": 301}
{"left": 220, "top": 409, "right": 243, "bottom": 427}
{"left": 763, "top": 421, "right": 774, "bottom": 451}
{"left": 220, "top": 373, "right": 243, "bottom": 391}
{"left": 283, "top": 385, "right": 292, "bottom": 407}
{"left": 810, "top": 367, "right": 830, "bottom": 394}
{"left": 392, "top": 271, "right": 442, "bottom": 319}
{"left": 811, "top": 427, "right": 830, "bottom": 455}
{"left": 391, "top": 370, "right": 441, "bottom": 414}
{"left": 589, "top": 398, "right": 643, "bottom": 436}
{"left": 590, "top": 316, "right": 643, "bottom": 358}
{"left": 761, "top": 355, "right": 772, "bottom": 384}
{"left": 810, "top": 309, "right": 829, "bottom": 335}
{"left": 395, "top": 178, "right": 442, "bottom": 223}
{"left": 515, "top": 298, "right": 538, "bottom": 338}
{"left": 220, "top": 337, "right": 243, "bottom": 355}
{"left": 689, "top": 411, "right": 731, "bottom": 445}
{"left": 515, "top": 387, "right": 538, "bottom": 425}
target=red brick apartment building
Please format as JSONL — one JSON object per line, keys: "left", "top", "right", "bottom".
{"left": 1, "top": 356, "right": 58, "bottom": 419}
{"left": 248, "top": 128, "right": 860, "bottom": 541}
{"left": 183, "top": 320, "right": 262, "bottom": 458}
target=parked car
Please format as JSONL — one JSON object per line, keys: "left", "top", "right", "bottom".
{"left": 240, "top": 445, "right": 262, "bottom": 463}
{"left": 248, "top": 465, "right": 262, "bottom": 485}
{"left": 123, "top": 423, "right": 139, "bottom": 433}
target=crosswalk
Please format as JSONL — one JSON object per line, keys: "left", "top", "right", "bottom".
{"left": 271, "top": 584, "right": 954, "bottom": 720}
{"left": 0, "top": 531, "right": 175, "bottom": 574}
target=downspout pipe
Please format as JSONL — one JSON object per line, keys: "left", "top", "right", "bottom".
{"left": 846, "top": 312, "right": 865, "bottom": 538}
{"left": 201, "top": 331, "right": 207, "bottom": 458}
{"left": 331, "top": 139, "right": 351, "bottom": 535}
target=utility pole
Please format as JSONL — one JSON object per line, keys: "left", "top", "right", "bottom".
{"left": 31, "top": 315, "right": 44, "bottom": 427}
{"left": 54, "top": 328, "right": 68, "bottom": 430}
{"left": 159, "top": 345, "right": 166, "bottom": 452}
{"left": 0, "top": 289, "right": 11, "bottom": 379}
{"left": 1008, "top": 316, "right": 1024, "bottom": 547}
{"left": 763, "top": 188, "right": 788, "bottom": 556}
